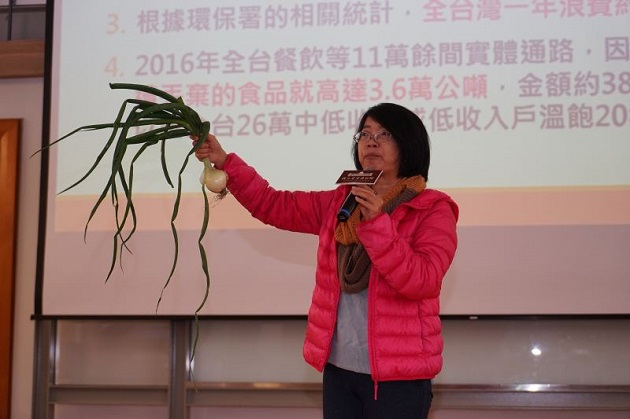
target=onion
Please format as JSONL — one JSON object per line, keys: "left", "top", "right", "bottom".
{"left": 200, "top": 158, "right": 227, "bottom": 193}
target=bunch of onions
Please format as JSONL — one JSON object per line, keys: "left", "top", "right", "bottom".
{"left": 36, "top": 83, "right": 223, "bottom": 351}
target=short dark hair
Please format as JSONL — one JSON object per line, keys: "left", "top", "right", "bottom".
{"left": 352, "top": 103, "right": 431, "bottom": 181}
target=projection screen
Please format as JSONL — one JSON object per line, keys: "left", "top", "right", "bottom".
{"left": 38, "top": 0, "right": 630, "bottom": 316}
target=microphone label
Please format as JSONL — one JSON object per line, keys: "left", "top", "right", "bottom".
{"left": 335, "top": 170, "right": 383, "bottom": 185}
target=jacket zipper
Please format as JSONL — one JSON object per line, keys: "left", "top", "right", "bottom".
{"left": 368, "top": 271, "right": 379, "bottom": 400}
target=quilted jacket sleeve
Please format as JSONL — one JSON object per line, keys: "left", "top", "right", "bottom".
{"left": 356, "top": 190, "right": 458, "bottom": 300}
{"left": 221, "top": 153, "right": 336, "bottom": 235}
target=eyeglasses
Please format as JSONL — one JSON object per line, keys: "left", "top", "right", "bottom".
{"left": 352, "top": 130, "right": 393, "bottom": 144}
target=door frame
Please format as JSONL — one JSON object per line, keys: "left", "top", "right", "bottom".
{"left": 0, "top": 119, "right": 20, "bottom": 419}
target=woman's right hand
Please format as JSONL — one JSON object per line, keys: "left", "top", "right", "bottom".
{"left": 192, "top": 133, "right": 228, "bottom": 169}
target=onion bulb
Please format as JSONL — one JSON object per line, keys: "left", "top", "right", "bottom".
{"left": 199, "top": 158, "right": 227, "bottom": 193}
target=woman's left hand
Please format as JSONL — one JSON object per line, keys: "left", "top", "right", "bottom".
{"left": 351, "top": 185, "right": 383, "bottom": 221}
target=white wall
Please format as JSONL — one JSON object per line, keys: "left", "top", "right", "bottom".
{"left": 1, "top": 76, "right": 43, "bottom": 419}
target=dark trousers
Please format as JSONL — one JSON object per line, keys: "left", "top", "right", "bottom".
{"left": 323, "top": 363, "right": 433, "bottom": 419}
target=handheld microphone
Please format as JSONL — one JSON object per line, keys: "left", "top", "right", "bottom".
{"left": 336, "top": 167, "right": 379, "bottom": 222}
{"left": 337, "top": 192, "right": 358, "bottom": 222}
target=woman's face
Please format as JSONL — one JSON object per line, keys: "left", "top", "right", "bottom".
{"left": 357, "top": 117, "right": 400, "bottom": 178}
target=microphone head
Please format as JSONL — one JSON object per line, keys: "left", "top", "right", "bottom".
{"left": 337, "top": 209, "right": 352, "bottom": 222}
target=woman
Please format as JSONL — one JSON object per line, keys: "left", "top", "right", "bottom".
{"left": 194, "top": 103, "right": 458, "bottom": 419}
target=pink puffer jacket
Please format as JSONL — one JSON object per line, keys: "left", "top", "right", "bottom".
{"left": 222, "top": 154, "right": 459, "bottom": 382}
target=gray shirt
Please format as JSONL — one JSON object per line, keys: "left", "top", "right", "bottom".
{"left": 328, "top": 289, "right": 370, "bottom": 374}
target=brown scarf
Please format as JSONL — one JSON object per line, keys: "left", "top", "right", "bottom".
{"left": 335, "top": 176, "right": 426, "bottom": 293}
